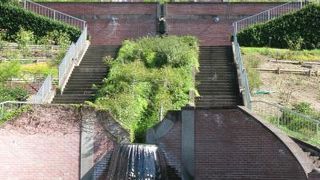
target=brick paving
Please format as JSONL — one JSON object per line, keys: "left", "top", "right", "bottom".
{"left": 0, "top": 130, "right": 80, "bottom": 180}
{"left": 0, "top": 106, "right": 81, "bottom": 179}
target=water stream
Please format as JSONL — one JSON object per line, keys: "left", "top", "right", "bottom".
{"left": 107, "top": 144, "right": 168, "bottom": 180}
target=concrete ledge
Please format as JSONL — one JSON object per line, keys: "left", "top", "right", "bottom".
{"left": 238, "top": 106, "right": 314, "bottom": 176}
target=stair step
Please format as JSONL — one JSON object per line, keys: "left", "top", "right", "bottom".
{"left": 52, "top": 45, "right": 118, "bottom": 104}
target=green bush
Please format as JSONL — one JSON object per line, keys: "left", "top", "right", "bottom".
{"left": 243, "top": 54, "right": 262, "bottom": 91}
{"left": 280, "top": 110, "right": 317, "bottom": 136}
{"left": 0, "top": 61, "right": 21, "bottom": 83}
{"left": 0, "top": 86, "right": 29, "bottom": 102}
{"left": 238, "top": 4, "right": 320, "bottom": 49}
{"left": 93, "top": 36, "right": 199, "bottom": 142}
{"left": 0, "top": 3, "right": 80, "bottom": 43}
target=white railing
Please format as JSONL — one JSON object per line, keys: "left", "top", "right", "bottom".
{"left": 232, "top": 0, "right": 305, "bottom": 109}
{"left": 233, "top": 1, "right": 305, "bottom": 34}
{"left": 30, "top": 75, "right": 53, "bottom": 104}
{"left": 22, "top": 0, "right": 88, "bottom": 95}
{"left": 58, "top": 26, "right": 87, "bottom": 92}
{"left": 23, "top": 0, "right": 86, "bottom": 30}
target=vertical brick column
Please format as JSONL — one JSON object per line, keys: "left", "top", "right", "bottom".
{"left": 181, "top": 108, "right": 195, "bottom": 179}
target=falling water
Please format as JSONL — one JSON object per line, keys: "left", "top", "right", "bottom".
{"left": 107, "top": 144, "right": 168, "bottom": 180}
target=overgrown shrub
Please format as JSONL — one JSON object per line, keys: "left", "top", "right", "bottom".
{"left": 93, "top": 36, "right": 199, "bottom": 142}
{"left": 238, "top": 4, "right": 320, "bottom": 49}
{"left": 0, "top": 3, "right": 80, "bottom": 43}
{"left": 0, "top": 61, "right": 21, "bottom": 83}
{"left": 243, "top": 54, "right": 262, "bottom": 91}
{"left": 0, "top": 86, "right": 28, "bottom": 102}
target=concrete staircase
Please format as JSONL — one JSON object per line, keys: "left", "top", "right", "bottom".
{"left": 52, "top": 45, "right": 119, "bottom": 104}
{"left": 195, "top": 46, "right": 242, "bottom": 108}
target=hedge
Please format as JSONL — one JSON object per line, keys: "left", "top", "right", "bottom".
{"left": 237, "top": 4, "right": 320, "bottom": 49}
{"left": 0, "top": 3, "right": 81, "bottom": 42}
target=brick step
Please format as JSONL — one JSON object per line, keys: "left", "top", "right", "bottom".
{"left": 198, "top": 91, "right": 236, "bottom": 96}
{"left": 52, "top": 45, "right": 119, "bottom": 104}
{"left": 199, "top": 67, "right": 234, "bottom": 71}
{"left": 195, "top": 102, "right": 238, "bottom": 108}
{"left": 199, "top": 57, "right": 231, "bottom": 60}
{"left": 197, "top": 86, "right": 236, "bottom": 90}
{"left": 73, "top": 67, "right": 107, "bottom": 72}
{"left": 79, "top": 62, "right": 106, "bottom": 64}
{"left": 199, "top": 62, "right": 232, "bottom": 65}
{"left": 63, "top": 86, "right": 97, "bottom": 91}
{"left": 62, "top": 90, "right": 95, "bottom": 94}
{"left": 53, "top": 94, "right": 95, "bottom": 100}
{"left": 65, "top": 82, "right": 103, "bottom": 88}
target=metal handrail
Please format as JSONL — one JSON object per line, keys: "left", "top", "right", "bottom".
{"left": 232, "top": 0, "right": 305, "bottom": 109}
{"left": 232, "top": 36, "right": 252, "bottom": 109}
{"left": 233, "top": 1, "right": 304, "bottom": 34}
{"left": 29, "top": 75, "right": 53, "bottom": 104}
{"left": 252, "top": 100, "right": 320, "bottom": 147}
{"left": 58, "top": 25, "right": 87, "bottom": 92}
{"left": 22, "top": 0, "right": 88, "bottom": 96}
{"left": 23, "top": 0, "right": 86, "bottom": 30}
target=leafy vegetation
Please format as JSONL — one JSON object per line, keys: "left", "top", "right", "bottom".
{"left": 243, "top": 54, "right": 262, "bottom": 91}
{"left": 0, "top": 61, "right": 21, "bottom": 83}
{"left": 242, "top": 47, "right": 320, "bottom": 61}
{"left": 279, "top": 102, "right": 320, "bottom": 146}
{"left": 0, "top": 105, "right": 31, "bottom": 125}
{"left": 0, "top": 86, "right": 28, "bottom": 102}
{"left": 0, "top": 3, "right": 80, "bottom": 43}
{"left": 92, "top": 36, "right": 199, "bottom": 142}
{"left": 238, "top": 4, "right": 320, "bottom": 49}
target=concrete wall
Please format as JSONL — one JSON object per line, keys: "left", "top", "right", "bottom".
{"left": 42, "top": 2, "right": 282, "bottom": 46}
{"left": 80, "top": 107, "right": 130, "bottom": 179}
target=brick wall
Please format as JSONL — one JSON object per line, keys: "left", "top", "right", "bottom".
{"left": 42, "top": 3, "right": 158, "bottom": 45}
{"left": 157, "top": 116, "right": 182, "bottom": 176}
{"left": 194, "top": 108, "right": 307, "bottom": 179}
{"left": 166, "top": 3, "right": 282, "bottom": 46}
{"left": 42, "top": 2, "right": 282, "bottom": 46}
{"left": 93, "top": 119, "right": 116, "bottom": 179}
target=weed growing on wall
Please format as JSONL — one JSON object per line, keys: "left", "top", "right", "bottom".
{"left": 92, "top": 36, "right": 199, "bottom": 142}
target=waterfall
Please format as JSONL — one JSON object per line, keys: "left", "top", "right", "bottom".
{"left": 107, "top": 144, "right": 168, "bottom": 180}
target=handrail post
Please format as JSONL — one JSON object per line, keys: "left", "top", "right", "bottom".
{"left": 24, "top": 0, "right": 27, "bottom": 9}
{"left": 53, "top": 10, "right": 56, "bottom": 21}
{"left": 268, "top": 10, "right": 271, "bottom": 20}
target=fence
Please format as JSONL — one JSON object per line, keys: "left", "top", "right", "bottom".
{"left": 232, "top": 37, "right": 251, "bottom": 109}
{"left": 252, "top": 101, "right": 320, "bottom": 147}
{"left": 231, "top": 0, "right": 305, "bottom": 109}
{"left": 30, "top": 75, "right": 53, "bottom": 104}
{"left": 23, "top": 0, "right": 86, "bottom": 30}
{"left": 0, "top": 101, "right": 30, "bottom": 121}
{"left": 58, "top": 26, "right": 87, "bottom": 92}
{"left": 22, "top": 0, "right": 88, "bottom": 95}
{"left": 233, "top": 1, "right": 304, "bottom": 34}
